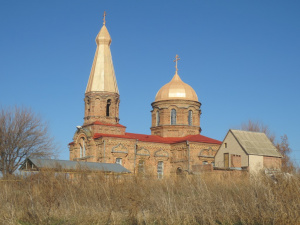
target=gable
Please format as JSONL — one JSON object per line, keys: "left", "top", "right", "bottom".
{"left": 215, "top": 131, "right": 246, "bottom": 157}
{"left": 214, "top": 131, "right": 249, "bottom": 168}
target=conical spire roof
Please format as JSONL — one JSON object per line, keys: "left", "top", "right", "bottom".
{"left": 85, "top": 15, "right": 118, "bottom": 94}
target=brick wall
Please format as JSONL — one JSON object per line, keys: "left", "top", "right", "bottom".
{"left": 84, "top": 92, "right": 120, "bottom": 125}
{"left": 70, "top": 132, "right": 221, "bottom": 176}
{"left": 150, "top": 99, "right": 201, "bottom": 137}
{"left": 231, "top": 154, "right": 242, "bottom": 168}
{"left": 263, "top": 156, "right": 281, "bottom": 169}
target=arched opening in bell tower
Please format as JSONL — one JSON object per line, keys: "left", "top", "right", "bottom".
{"left": 106, "top": 99, "right": 111, "bottom": 117}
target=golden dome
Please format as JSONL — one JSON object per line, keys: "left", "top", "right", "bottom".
{"left": 155, "top": 72, "right": 198, "bottom": 102}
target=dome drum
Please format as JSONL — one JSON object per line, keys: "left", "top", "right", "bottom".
{"left": 151, "top": 99, "right": 201, "bottom": 137}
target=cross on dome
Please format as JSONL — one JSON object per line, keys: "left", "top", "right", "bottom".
{"left": 174, "top": 54, "right": 180, "bottom": 72}
{"left": 103, "top": 11, "right": 106, "bottom": 25}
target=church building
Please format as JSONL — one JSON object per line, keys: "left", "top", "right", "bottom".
{"left": 69, "top": 14, "right": 222, "bottom": 177}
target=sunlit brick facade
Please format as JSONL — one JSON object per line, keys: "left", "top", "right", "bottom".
{"left": 69, "top": 16, "right": 221, "bottom": 177}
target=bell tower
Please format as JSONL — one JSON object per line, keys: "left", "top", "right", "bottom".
{"left": 83, "top": 12, "right": 125, "bottom": 135}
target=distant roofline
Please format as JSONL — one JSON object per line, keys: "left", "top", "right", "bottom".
{"left": 93, "top": 132, "right": 222, "bottom": 144}
{"left": 20, "top": 157, "right": 131, "bottom": 173}
{"left": 83, "top": 121, "right": 126, "bottom": 128}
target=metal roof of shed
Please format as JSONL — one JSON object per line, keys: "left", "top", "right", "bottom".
{"left": 20, "top": 157, "right": 131, "bottom": 173}
{"left": 230, "top": 129, "right": 282, "bottom": 157}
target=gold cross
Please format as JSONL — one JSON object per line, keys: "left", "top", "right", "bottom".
{"left": 103, "top": 11, "right": 106, "bottom": 25}
{"left": 174, "top": 54, "right": 180, "bottom": 72}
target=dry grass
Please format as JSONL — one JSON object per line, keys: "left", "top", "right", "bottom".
{"left": 1, "top": 171, "right": 300, "bottom": 225}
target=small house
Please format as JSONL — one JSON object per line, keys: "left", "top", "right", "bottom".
{"left": 214, "top": 130, "right": 282, "bottom": 173}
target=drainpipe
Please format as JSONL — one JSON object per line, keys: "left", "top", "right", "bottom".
{"left": 187, "top": 140, "right": 190, "bottom": 173}
{"left": 103, "top": 139, "right": 106, "bottom": 163}
{"left": 134, "top": 139, "right": 138, "bottom": 174}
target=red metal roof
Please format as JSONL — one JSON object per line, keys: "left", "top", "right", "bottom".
{"left": 84, "top": 121, "right": 126, "bottom": 128}
{"left": 93, "top": 132, "right": 222, "bottom": 144}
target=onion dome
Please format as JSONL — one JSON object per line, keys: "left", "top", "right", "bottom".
{"left": 155, "top": 71, "right": 198, "bottom": 102}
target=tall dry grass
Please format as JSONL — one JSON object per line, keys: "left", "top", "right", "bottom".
{"left": 1, "top": 171, "right": 300, "bottom": 225}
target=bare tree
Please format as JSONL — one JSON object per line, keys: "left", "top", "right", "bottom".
{"left": 0, "top": 106, "right": 57, "bottom": 177}
{"left": 240, "top": 120, "right": 293, "bottom": 171}
{"left": 276, "top": 134, "right": 292, "bottom": 172}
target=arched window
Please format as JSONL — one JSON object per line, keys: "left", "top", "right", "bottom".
{"left": 156, "top": 110, "right": 160, "bottom": 126}
{"left": 106, "top": 99, "right": 111, "bottom": 117}
{"left": 188, "top": 110, "right": 193, "bottom": 126}
{"left": 79, "top": 138, "right": 86, "bottom": 158}
{"left": 157, "top": 161, "right": 164, "bottom": 179}
{"left": 116, "top": 158, "right": 122, "bottom": 165}
{"left": 138, "top": 160, "right": 145, "bottom": 175}
{"left": 171, "top": 109, "right": 176, "bottom": 125}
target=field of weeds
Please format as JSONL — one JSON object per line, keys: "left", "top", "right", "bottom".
{"left": 1, "top": 172, "right": 300, "bottom": 225}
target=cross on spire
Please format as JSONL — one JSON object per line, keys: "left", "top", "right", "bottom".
{"left": 174, "top": 54, "right": 180, "bottom": 72}
{"left": 103, "top": 11, "right": 106, "bottom": 25}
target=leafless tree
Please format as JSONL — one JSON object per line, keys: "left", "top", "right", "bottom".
{"left": 241, "top": 120, "right": 293, "bottom": 171}
{"left": 0, "top": 106, "right": 57, "bottom": 177}
{"left": 276, "top": 134, "right": 293, "bottom": 172}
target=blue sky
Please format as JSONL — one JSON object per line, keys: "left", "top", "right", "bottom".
{"left": 1, "top": 1, "right": 299, "bottom": 163}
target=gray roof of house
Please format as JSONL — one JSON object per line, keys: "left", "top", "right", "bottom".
{"left": 230, "top": 129, "right": 282, "bottom": 157}
{"left": 20, "top": 157, "right": 131, "bottom": 173}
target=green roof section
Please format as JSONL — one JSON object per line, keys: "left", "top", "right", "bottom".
{"left": 230, "top": 129, "right": 282, "bottom": 157}
{"left": 20, "top": 157, "right": 131, "bottom": 173}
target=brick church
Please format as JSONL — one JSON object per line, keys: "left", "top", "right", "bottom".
{"left": 69, "top": 15, "right": 222, "bottom": 177}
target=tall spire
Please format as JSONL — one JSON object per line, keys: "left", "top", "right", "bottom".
{"left": 85, "top": 12, "right": 119, "bottom": 94}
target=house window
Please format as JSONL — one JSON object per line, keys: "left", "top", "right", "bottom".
{"left": 138, "top": 160, "right": 145, "bottom": 175}
{"left": 188, "top": 110, "right": 193, "bottom": 126}
{"left": 79, "top": 138, "right": 86, "bottom": 158}
{"left": 224, "top": 143, "right": 227, "bottom": 148}
{"left": 116, "top": 158, "right": 122, "bottom": 165}
{"left": 171, "top": 109, "right": 176, "bottom": 125}
{"left": 106, "top": 99, "right": 111, "bottom": 116}
{"left": 156, "top": 110, "right": 160, "bottom": 126}
{"left": 211, "top": 162, "right": 215, "bottom": 167}
{"left": 203, "top": 161, "right": 208, "bottom": 165}
{"left": 157, "top": 161, "right": 164, "bottom": 179}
